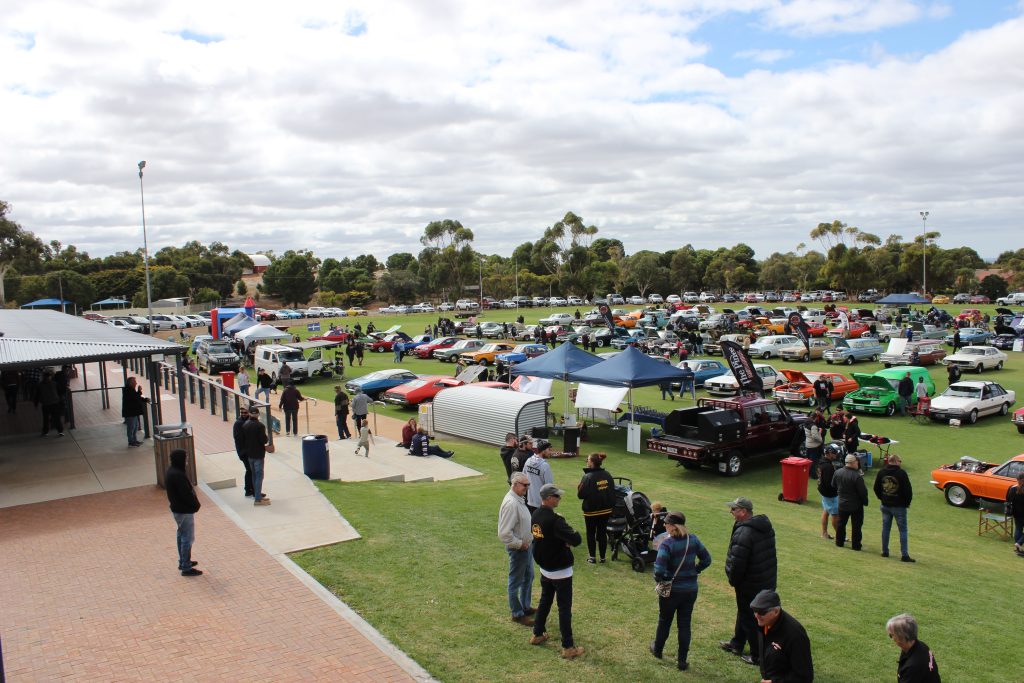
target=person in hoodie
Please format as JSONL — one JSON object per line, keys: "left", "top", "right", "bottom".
{"left": 576, "top": 452, "right": 615, "bottom": 564}
{"left": 509, "top": 434, "right": 533, "bottom": 478}
{"left": 834, "top": 454, "right": 869, "bottom": 551}
{"left": 873, "top": 454, "right": 915, "bottom": 562}
{"left": 165, "top": 449, "right": 202, "bottom": 577}
{"left": 719, "top": 496, "right": 777, "bottom": 668}
{"left": 524, "top": 439, "right": 554, "bottom": 514}
{"left": 500, "top": 432, "right": 519, "bottom": 484}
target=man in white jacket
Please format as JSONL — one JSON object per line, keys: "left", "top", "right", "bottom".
{"left": 524, "top": 439, "right": 554, "bottom": 513}
{"left": 498, "top": 473, "right": 535, "bottom": 626}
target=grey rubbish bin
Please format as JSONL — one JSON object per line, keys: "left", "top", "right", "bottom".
{"left": 302, "top": 434, "right": 330, "bottom": 480}
{"left": 154, "top": 423, "right": 196, "bottom": 488}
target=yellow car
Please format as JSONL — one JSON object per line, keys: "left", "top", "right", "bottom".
{"left": 931, "top": 295, "right": 950, "bottom": 304}
{"left": 346, "top": 307, "right": 369, "bottom": 316}
{"left": 458, "top": 343, "right": 516, "bottom": 365}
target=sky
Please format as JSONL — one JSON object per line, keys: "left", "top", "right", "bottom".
{"left": 2, "top": 0, "right": 1023, "bottom": 264}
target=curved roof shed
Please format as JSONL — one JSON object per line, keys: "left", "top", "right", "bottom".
{"left": 431, "top": 385, "right": 551, "bottom": 446}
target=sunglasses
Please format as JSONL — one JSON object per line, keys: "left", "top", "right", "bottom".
{"left": 753, "top": 608, "right": 773, "bottom": 616}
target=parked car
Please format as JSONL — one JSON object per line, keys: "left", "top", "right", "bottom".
{"left": 942, "top": 346, "right": 1007, "bottom": 373}
{"left": 437, "top": 302, "right": 454, "bottom": 311}
{"left": 930, "top": 454, "right": 1024, "bottom": 507}
{"left": 345, "top": 369, "right": 419, "bottom": 398}
{"left": 952, "top": 293, "right": 971, "bottom": 304}
{"left": 455, "top": 299, "right": 479, "bottom": 311}
{"left": 495, "top": 343, "right": 549, "bottom": 367}
{"left": 648, "top": 294, "right": 664, "bottom": 304}
{"left": 927, "top": 380, "right": 1015, "bottom": 425}
{"left": 779, "top": 337, "right": 834, "bottom": 362}
{"left": 945, "top": 327, "right": 993, "bottom": 347}
{"left": 969, "top": 295, "right": 991, "bottom": 304}
{"left": 748, "top": 335, "right": 800, "bottom": 359}
{"left": 104, "top": 319, "right": 141, "bottom": 332}
{"left": 772, "top": 370, "right": 858, "bottom": 407}
{"left": 195, "top": 339, "right": 242, "bottom": 374}
{"left": 476, "top": 321, "right": 506, "bottom": 338}
{"left": 996, "top": 293, "right": 1024, "bottom": 306}
{"left": 458, "top": 342, "right": 516, "bottom": 366}
{"left": 435, "top": 339, "right": 486, "bottom": 362}
{"left": 275, "top": 309, "right": 302, "bottom": 320}
{"left": 703, "top": 333, "right": 749, "bottom": 356}
{"left": 183, "top": 314, "right": 207, "bottom": 326}
{"left": 704, "top": 364, "right": 782, "bottom": 395}
{"left": 931, "top": 295, "right": 950, "bottom": 304}
{"left": 880, "top": 340, "right": 946, "bottom": 367}
{"left": 395, "top": 334, "right": 433, "bottom": 354}
{"left": 665, "top": 294, "right": 682, "bottom": 304}
{"left": 567, "top": 296, "right": 584, "bottom": 306}
{"left": 346, "top": 307, "right": 368, "bottom": 316}
{"left": 413, "top": 336, "right": 460, "bottom": 359}
{"left": 826, "top": 321, "right": 872, "bottom": 339}
{"left": 843, "top": 366, "right": 935, "bottom": 416}
{"left": 147, "top": 314, "right": 178, "bottom": 331}
{"left": 381, "top": 376, "right": 465, "bottom": 406}
{"left": 368, "top": 333, "right": 413, "bottom": 352}
{"left": 254, "top": 344, "right": 324, "bottom": 383}
{"left": 675, "top": 359, "right": 729, "bottom": 387}
{"left": 992, "top": 334, "right": 1020, "bottom": 350}
{"left": 1013, "top": 407, "right": 1024, "bottom": 433}
{"left": 823, "top": 337, "right": 883, "bottom": 365}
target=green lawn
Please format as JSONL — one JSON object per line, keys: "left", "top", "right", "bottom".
{"left": 288, "top": 305, "right": 1023, "bottom": 682}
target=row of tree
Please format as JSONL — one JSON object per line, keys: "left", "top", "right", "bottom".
{"left": 1, "top": 200, "right": 1019, "bottom": 309}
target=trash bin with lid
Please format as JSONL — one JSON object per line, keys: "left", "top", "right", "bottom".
{"left": 220, "top": 371, "right": 235, "bottom": 389}
{"left": 563, "top": 427, "right": 581, "bottom": 455}
{"left": 778, "top": 456, "right": 812, "bottom": 504}
{"left": 154, "top": 423, "right": 196, "bottom": 488}
{"left": 302, "top": 434, "right": 330, "bottom": 480}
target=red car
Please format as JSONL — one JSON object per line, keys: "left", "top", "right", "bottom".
{"left": 1013, "top": 407, "right": 1024, "bottom": 434}
{"left": 381, "top": 376, "right": 465, "bottom": 406}
{"left": 369, "top": 333, "right": 412, "bottom": 352}
{"left": 826, "top": 321, "right": 871, "bottom": 339}
{"left": 414, "top": 336, "right": 461, "bottom": 359}
{"left": 806, "top": 322, "right": 828, "bottom": 337}
{"left": 308, "top": 329, "right": 352, "bottom": 343}
{"left": 969, "top": 295, "right": 991, "bottom": 304}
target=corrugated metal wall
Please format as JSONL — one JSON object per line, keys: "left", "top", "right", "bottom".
{"left": 432, "top": 386, "right": 550, "bottom": 446}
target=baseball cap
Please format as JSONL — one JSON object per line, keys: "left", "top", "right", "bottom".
{"left": 538, "top": 483, "right": 563, "bottom": 499}
{"left": 750, "top": 589, "right": 781, "bottom": 611}
{"left": 726, "top": 496, "right": 753, "bottom": 512}
{"left": 535, "top": 439, "right": 552, "bottom": 452}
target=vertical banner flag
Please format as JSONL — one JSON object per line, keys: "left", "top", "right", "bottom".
{"left": 785, "top": 312, "right": 811, "bottom": 350}
{"left": 598, "top": 304, "right": 617, "bottom": 332}
{"left": 837, "top": 310, "right": 849, "bottom": 331}
{"left": 720, "top": 339, "right": 765, "bottom": 396}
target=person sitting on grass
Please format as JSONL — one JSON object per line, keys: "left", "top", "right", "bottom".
{"left": 409, "top": 426, "right": 454, "bottom": 458}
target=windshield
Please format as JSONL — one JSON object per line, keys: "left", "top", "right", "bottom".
{"left": 943, "top": 385, "right": 981, "bottom": 398}
{"left": 278, "top": 350, "right": 304, "bottom": 362}
{"left": 208, "top": 344, "right": 234, "bottom": 354}
{"left": 958, "top": 348, "right": 984, "bottom": 355}
{"left": 455, "top": 340, "right": 478, "bottom": 348}
{"left": 400, "top": 380, "right": 428, "bottom": 390}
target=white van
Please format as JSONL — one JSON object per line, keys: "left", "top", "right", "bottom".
{"left": 254, "top": 344, "right": 324, "bottom": 383}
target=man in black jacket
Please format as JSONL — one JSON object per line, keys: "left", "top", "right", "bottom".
{"left": 165, "top": 449, "right": 202, "bottom": 577}
{"left": 500, "top": 433, "right": 518, "bottom": 484}
{"left": 530, "top": 483, "right": 585, "bottom": 660}
{"left": 242, "top": 407, "right": 270, "bottom": 505}
{"left": 232, "top": 411, "right": 254, "bottom": 497}
{"left": 897, "top": 372, "right": 914, "bottom": 416}
{"left": 751, "top": 590, "right": 813, "bottom": 682}
{"left": 887, "top": 613, "right": 940, "bottom": 682}
{"left": 834, "top": 454, "right": 868, "bottom": 550}
{"left": 720, "top": 497, "right": 777, "bottom": 667}
{"left": 874, "top": 454, "right": 914, "bottom": 562}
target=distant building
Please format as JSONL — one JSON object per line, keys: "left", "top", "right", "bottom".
{"left": 247, "top": 254, "right": 271, "bottom": 274}
{"left": 975, "top": 268, "right": 1014, "bottom": 283}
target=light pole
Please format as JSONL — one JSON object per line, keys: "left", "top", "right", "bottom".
{"left": 139, "top": 161, "right": 154, "bottom": 332}
{"left": 478, "top": 257, "right": 484, "bottom": 310}
{"left": 919, "top": 211, "right": 929, "bottom": 295}
{"left": 514, "top": 256, "right": 519, "bottom": 310}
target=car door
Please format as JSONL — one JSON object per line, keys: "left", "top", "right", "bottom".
{"left": 761, "top": 402, "right": 789, "bottom": 448}
{"left": 981, "top": 384, "right": 1005, "bottom": 415}
{"left": 979, "top": 460, "right": 1024, "bottom": 500}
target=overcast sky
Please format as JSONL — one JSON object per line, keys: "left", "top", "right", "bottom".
{"left": 2, "top": 1, "right": 1022, "bottom": 263}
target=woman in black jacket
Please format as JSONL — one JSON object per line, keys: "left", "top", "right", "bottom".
{"left": 577, "top": 452, "right": 616, "bottom": 564}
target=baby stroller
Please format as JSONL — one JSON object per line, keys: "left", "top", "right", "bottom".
{"left": 606, "top": 477, "right": 657, "bottom": 572}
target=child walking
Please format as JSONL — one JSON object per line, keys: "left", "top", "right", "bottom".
{"left": 355, "top": 423, "right": 373, "bottom": 457}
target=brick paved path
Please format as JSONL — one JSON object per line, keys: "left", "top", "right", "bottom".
{"left": 0, "top": 486, "right": 422, "bottom": 682}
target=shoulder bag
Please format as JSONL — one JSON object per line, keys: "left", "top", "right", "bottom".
{"left": 655, "top": 535, "right": 690, "bottom": 598}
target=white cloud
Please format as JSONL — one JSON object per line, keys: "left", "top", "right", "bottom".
{"left": 0, "top": 1, "right": 1021, "bottom": 266}
{"left": 761, "top": 0, "right": 924, "bottom": 35}
{"left": 735, "top": 48, "right": 794, "bottom": 63}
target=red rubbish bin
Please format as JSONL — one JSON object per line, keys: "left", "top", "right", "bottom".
{"left": 220, "top": 371, "right": 235, "bottom": 389}
{"left": 778, "top": 456, "right": 813, "bottom": 504}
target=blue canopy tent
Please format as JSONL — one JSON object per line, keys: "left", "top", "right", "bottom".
{"left": 20, "top": 298, "right": 73, "bottom": 312}
{"left": 875, "top": 293, "right": 931, "bottom": 305}
{"left": 510, "top": 342, "right": 602, "bottom": 418}
{"left": 569, "top": 346, "right": 690, "bottom": 426}
{"left": 91, "top": 297, "right": 130, "bottom": 310}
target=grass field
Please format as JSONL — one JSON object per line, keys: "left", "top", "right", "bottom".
{"left": 279, "top": 305, "right": 1023, "bottom": 682}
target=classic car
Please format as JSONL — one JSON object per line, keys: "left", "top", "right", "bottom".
{"left": 930, "top": 454, "right": 1024, "bottom": 507}
{"left": 458, "top": 342, "right": 516, "bottom": 365}
{"left": 880, "top": 340, "right": 946, "bottom": 367}
{"left": 942, "top": 346, "right": 1007, "bottom": 373}
{"left": 395, "top": 334, "right": 433, "bottom": 354}
{"left": 434, "top": 338, "right": 486, "bottom": 361}
{"left": 381, "top": 376, "right": 465, "bottom": 406}
{"left": 704, "top": 333, "right": 751, "bottom": 356}
{"left": 748, "top": 335, "right": 800, "bottom": 359}
{"left": 931, "top": 295, "right": 950, "bottom": 304}
{"left": 368, "top": 332, "right": 413, "bottom": 352}
{"left": 515, "top": 325, "right": 543, "bottom": 341}
{"left": 969, "top": 295, "right": 991, "bottom": 304}
{"left": 1014, "top": 407, "right": 1024, "bottom": 433}
{"left": 610, "top": 330, "right": 647, "bottom": 349}
{"left": 345, "top": 369, "right": 419, "bottom": 398}
{"left": 772, "top": 370, "right": 858, "bottom": 406}
{"left": 671, "top": 359, "right": 729, "bottom": 387}
{"left": 823, "top": 337, "right": 883, "bottom": 365}
{"left": 842, "top": 367, "right": 935, "bottom": 416}
{"left": 779, "top": 337, "right": 834, "bottom": 362}
{"left": 346, "top": 307, "right": 368, "bottom": 316}
{"left": 908, "top": 322, "right": 947, "bottom": 341}
{"left": 495, "top": 343, "right": 549, "bottom": 367}
{"left": 952, "top": 293, "right": 971, "bottom": 304}
{"left": 539, "top": 312, "right": 574, "bottom": 326}
{"left": 944, "top": 327, "right": 992, "bottom": 346}
{"left": 704, "top": 364, "right": 782, "bottom": 396}
{"left": 478, "top": 321, "right": 507, "bottom": 338}
{"left": 927, "top": 381, "right": 1016, "bottom": 424}
{"left": 992, "top": 334, "right": 1021, "bottom": 350}
{"left": 556, "top": 325, "right": 595, "bottom": 344}
{"left": 413, "top": 336, "right": 461, "bottom": 359}
{"left": 826, "top": 321, "right": 872, "bottom": 339}
{"left": 871, "top": 323, "right": 902, "bottom": 342}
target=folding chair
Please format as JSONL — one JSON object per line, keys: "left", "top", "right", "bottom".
{"left": 909, "top": 397, "right": 931, "bottom": 424}
{"left": 978, "top": 499, "right": 1013, "bottom": 539}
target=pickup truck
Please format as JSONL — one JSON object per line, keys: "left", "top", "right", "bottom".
{"left": 996, "top": 293, "right": 1024, "bottom": 306}
{"left": 646, "top": 396, "right": 807, "bottom": 477}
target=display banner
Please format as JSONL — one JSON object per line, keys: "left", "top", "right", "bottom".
{"left": 720, "top": 339, "right": 764, "bottom": 395}
{"left": 784, "top": 312, "right": 811, "bottom": 349}
{"left": 598, "top": 303, "right": 617, "bottom": 332}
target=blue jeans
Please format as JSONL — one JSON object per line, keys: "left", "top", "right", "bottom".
{"left": 249, "top": 458, "right": 266, "bottom": 501}
{"left": 1015, "top": 516, "right": 1024, "bottom": 546}
{"left": 283, "top": 408, "right": 298, "bottom": 435}
{"left": 255, "top": 387, "right": 271, "bottom": 403}
{"left": 126, "top": 414, "right": 141, "bottom": 444}
{"left": 238, "top": 383, "right": 250, "bottom": 396}
{"left": 506, "top": 547, "right": 534, "bottom": 617}
{"left": 654, "top": 589, "right": 698, "bottom": 664}
{"left": 681, "top": 381, "right": 696, "bottom": 399}
{"left": 172, "top": 512, "right": 195, "bottom": 571}
{"left": 880, "top": 505, "right": 909, "bottom": 557}
{"left": 534, "top": 575, "right": 574, "bottom": 649}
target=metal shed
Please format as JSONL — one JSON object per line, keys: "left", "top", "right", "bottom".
{"left": 431, "top": 385, "right": 551, "bottom": 446}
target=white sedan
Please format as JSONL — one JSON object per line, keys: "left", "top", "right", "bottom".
{"left": 928, "top": 381, "right": 1015, "bottom": 424}
{"left": 942, "top": 346, "right": 1007, "bottom": 373}
{"left": 704, "top": 364, "right": 782, "bottom": 395}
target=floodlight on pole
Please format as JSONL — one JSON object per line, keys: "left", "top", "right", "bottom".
{"left": 919, "top": 210, "right": 929, "bottom": 295}
{"left": 139, "top": 161, "right": 154, "bottom": 332}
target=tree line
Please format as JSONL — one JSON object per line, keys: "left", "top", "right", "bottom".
{"left": 1, "top": 201, "right": 1019, "bottom": 309}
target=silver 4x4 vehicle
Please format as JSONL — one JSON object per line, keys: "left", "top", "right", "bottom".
{"left": 196, "top": 339, "right": 241, "bottom": 374}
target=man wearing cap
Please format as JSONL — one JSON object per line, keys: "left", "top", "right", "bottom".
{"left": 834, "top": 454, "right": 869, "bottom": 551}
{"left": 498, "top": 472, "right": 535, "bottom": 626}
{"left": 509, "top": 434, "right": 532, "bottom": 479}
{"left": 721, "top": 497, "right": 777, "bottom": 667}
{"left": 750, "top": 589, "right": 814, "bottom": 682}
{"left": 524, "top": 439, "right": 554, "bottom": 514}
{"left": 530, "top": 483, "right": 584, "bottom": 660}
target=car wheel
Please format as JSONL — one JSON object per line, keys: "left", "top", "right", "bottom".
{"left": 761, "top": 351, "right": 771, "bottom": 359}
{"left": 884, "top": 403, "right": 895, "bottom": 417}
{"left": 845, "top": 356, "right": 855, "bottom": 365}
{"left": 807, "top": 396, "right": 816, "bottom": 407}
{"left": 944, "top": 484, "right": 974, "bottom": 508}
{"left": 802, "top": 352, "right": 810, "bottom": 362}
{"left": 883, "top": 363, "right": 891, "bottom": 368}
{"left": 975, "top": 364, "right": 983, "bottom": 374}
{"left": 999, "top": 403, "right": 1009, "bottom": 416}
{"left": 871, "top": 354, "right": 879, "bottom": 362}
{"left": 997, "top": 361, "right": 1004, "bottom": 370}
{"left": 478, "top": 359, "right": 488, "bottom": 366}
{"left": 718, "top": 451, "right": 743, "bottom": 477}
{"left": 825, "top": 360, "right": 833, "bottom": 365}
{"left": 1018, "top": 425, "right": 1024, "bottom": 435}
{"left": 376, "top": 347, "right": 385, "bottom": 353}
{"left": 968, "top": 409, "right": 978, "bottom": 424}
{"left": 597, "top": 339, "right": 606, "bottom": 347}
